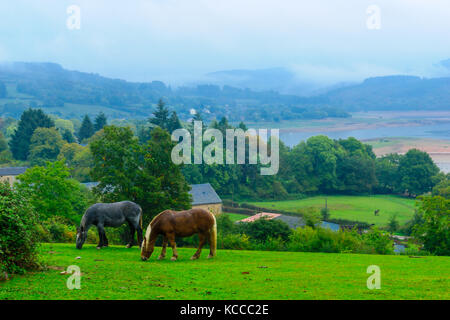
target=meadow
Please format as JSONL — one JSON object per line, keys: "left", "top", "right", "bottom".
{"left": 1, "top": 243, "right": 449, "bottom": 300}
{"left": 248, "top": 195, "right": 416, "bottom": 227}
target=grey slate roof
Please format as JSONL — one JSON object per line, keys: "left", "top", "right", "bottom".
{"left": 189, "top": 183, "right": 222, "bottom": 205}
{"left": 0, "top": 167, "right": 28, "bottom": 176}
{"left": 274, "top": 215, "right": 305, "bottom": 229}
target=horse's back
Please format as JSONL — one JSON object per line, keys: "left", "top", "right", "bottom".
{"left": 160, "top": 208, "right": 215, "bottom": 236}
{"left": 85, "top": 201, "right": 141, "bottom": 227}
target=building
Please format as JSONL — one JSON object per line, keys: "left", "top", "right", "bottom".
{"left": 189, "top": 183, "right": 222, "bottom": 215}
{"left": 0, "top": 167, "right": 28, "bottom": 186}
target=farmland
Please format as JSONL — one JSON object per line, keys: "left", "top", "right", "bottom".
{"left": 248, "top": 195, "right": 416, "bottom": 227}
{"left": 1, "top": 243, "right": 449, "bottom": 300}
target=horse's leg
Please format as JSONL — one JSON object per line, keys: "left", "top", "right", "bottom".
{"left": 96, "top": 225, "right": 105, "bottom": 249}
{"left": 158, "top": 236, "right": 168, "bottom": 260}
{"left": 167, "top": 233, "right": 178, "bottom": 261}
{"left": 126, "top": 222, "right": 135, "bottom": 248}
{"left": 102, "top": 230, "right": 109, "bottom": 248}
{"left": 191, "top": 233, "right": 206, "bottom": 260}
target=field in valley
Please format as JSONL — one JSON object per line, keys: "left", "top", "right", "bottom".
{"left": 0, "top": 243, "right": 448, "bottom": 300}
{"left": 248, "top": 195, "right": 416, "bottom": 227}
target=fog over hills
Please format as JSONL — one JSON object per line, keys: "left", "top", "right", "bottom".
{"left": 1, "top": 62, "right": 450, "bottom": 121}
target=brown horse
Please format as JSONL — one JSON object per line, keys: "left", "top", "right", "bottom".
{"left": 141, "top": 208, "right": 217, "bottom": 261}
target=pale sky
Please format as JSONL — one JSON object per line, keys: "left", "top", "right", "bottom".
{"left": 1, "top": 0, "right": 450, "bottom": 85}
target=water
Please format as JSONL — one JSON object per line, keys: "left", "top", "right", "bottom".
{"left": 279, "top": 122, "right": 450, "bottom": 147}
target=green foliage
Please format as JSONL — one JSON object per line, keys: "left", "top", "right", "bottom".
{"left": 57, "top": 143, "right": 93, "bottom": 182}
{"left": 28, "top": 127, "right": 64, "bottom": 166}
{"left": 9, "top": 108, "right": 54, "bottom": 160}
{"left": 94, "top": 112, "right": 107, "bottom": 132}
{"left": 320, "top": 207, "right": 330, "bottom": 220}
{"left": 413, "top": 196, "right": 449, "bottom": 256}
{"left": 90, "top": 125, "right": 191, "bottom": 225}
{"left": 78, "top": 115, "right": 95, "bottom": 142}
{"left": 0, "top": 182, "right": 40, "bottom": 275}
{"left": 398, "top": 149, "right": 440, "bottom": 196}
{"left": 387, "top": 214, "right": 400, "bottom": 233}
{"left": 362, "top": 227, "right": 394, "bottom": 255}
{"left": 238, "top": 218, "right": 292, "bottom": 243}
{"left": 15, "top": 160, "right": 88, "bottom": 222}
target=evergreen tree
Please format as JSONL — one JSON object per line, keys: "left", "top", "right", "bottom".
{"left": 149, "top": 99, "right": 170, "bottom": 130}
{"left": 94, "top": 112, "right": 107, "bottom": 132}
{"left": 168, "top": 111, "right": 182, "bottom": 132}
{"left": 78, "top": 115, "right": 95, "bottom": 142}
{"left": 9, "top": 108, "right": 54, "bottom": 160}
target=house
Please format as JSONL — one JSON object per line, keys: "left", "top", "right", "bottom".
{"left": 0, "top": 167, "right": 28, "bottom": 186}
{"left": 189, "top": 183, "right": 222, "bottom": 215}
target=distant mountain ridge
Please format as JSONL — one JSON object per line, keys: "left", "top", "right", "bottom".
{"left": 0, "top": 62, "right": 449, "bottom": 120}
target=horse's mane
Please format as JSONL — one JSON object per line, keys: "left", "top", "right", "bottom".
{"left": 150, "top": 210, "right": 170, "bottom": 226}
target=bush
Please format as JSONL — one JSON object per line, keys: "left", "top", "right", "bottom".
{"left": 218, "top": 233, "right": 251, "bottom": 250}
{"left": 0, "top": 182, "right": 40, "bottom": 275}
{"left": 238, "top": 218, "right": 292, "bottom": 243}
{"left": 362, "top": 227, "right": 394, "bottom": 255}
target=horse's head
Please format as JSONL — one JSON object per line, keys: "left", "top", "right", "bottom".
{"left": 141, "top": 224, "right": 153, "bottom": 261}
{"left": 76, "top": 226, "right": 87, "bottom": 249}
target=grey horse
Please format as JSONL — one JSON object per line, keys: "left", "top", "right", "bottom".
{"left": 76, "top": 201, "right": 143, "bottom": 250}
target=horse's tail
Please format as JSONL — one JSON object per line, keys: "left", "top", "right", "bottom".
{"left": 209, "top": 212, "right": 217, "bottom": 257}
{"left": 139, "top": 207, "right": 143, "bottom": 229}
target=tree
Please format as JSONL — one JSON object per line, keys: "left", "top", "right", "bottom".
{"left": 149, "top": 99, "right": 170, "bottom": 130}
{"left": 413, "top": 196, "right": 449, "bottom": 255}
{"left": 168, "top": 111, "right": 182, "bottom": 133}
{"left": 61, "top": 128, "right": 76, "bottom": 143}
{"left": 398, "top": 149, "right": 440, "bottom": 196}
{"left": 28, "top": 127, "right": 65, "bottom": 166}
{"left": 387, "top": 214, "right": 399, "bottom": 233}
{"left": 9, "top": 108, "right": 54, "bottom": 160}
{"left": 90, "top": 125, "right": 191, "bottom": 225}
{"left": 94, "top": 112, "right": 107, "bottom": 132}
{"left": 78, "top": 115, "right": 95, "bottom": 142}
{"left": 0, "top": 132, "right": 11, "bottom": 164}
{"left": 15, "top": 161, "right": 87, "bottom": 222}
{"left": 58, "top": 143, "right": 93, "bottom": 182}
{"left": 0, "top": 181, "right": 39, "bottom": 274}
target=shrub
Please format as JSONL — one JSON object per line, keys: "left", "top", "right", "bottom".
{"left": 0, "top": 182, "right": 40, "bottom": 275}
{"left": 238, "top": 218, "right": 292, "bottom": 243}
{"left": 218, "top": 233, "right": 251, "bottom": 250}
{"left": 362, "top": 227, "right": 394, "bottom": 255}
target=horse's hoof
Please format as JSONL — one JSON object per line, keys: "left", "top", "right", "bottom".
{"left": 190, "top": 256, "right": 199, "bottom": 260}
{"left": 96, "top": 247, "right": 101, "bottom": 250}
{"left": 102, "top": 245, "right": 108, "bottom": 248}
{"left": 170, "top": 257, "right": 177, "bottom": 261}
{"left": 158, "top": 256, "right": 165, "bottom": 260}
{"left": 207, "top": 254, "right": 214, "bottom": 259}
{"left": 126, "top": 244, "right": 132, "bottom": 248}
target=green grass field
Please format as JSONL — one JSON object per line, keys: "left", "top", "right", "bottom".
{"left": 248, "top": 195, "right": 416, "bottom": 227}
{"left": 1, "top": 243, "right": 449, "bottom": 300}
{"left": 222, "top": 212, "right": 249, "bottom": 222}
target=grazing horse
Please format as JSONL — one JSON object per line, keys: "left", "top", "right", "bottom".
{"left": 76, "top": 201, "right": 143, "bottom": 250}
{"left": 141, "top": 208, "right": 217, "bottom": 261}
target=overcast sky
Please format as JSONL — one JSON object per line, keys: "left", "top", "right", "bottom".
{"left": 1, "top": 0, "right": 450, "bottom": 85}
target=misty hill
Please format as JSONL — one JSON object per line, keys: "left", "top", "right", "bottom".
{"left": 319, "top": 75, "right": 450, "bottom": 111}
{"left": 0, "top": 62, "right": 348, "bottom": 121}
{"left": 1, "top": 62, "right": 449, "bottom": 121}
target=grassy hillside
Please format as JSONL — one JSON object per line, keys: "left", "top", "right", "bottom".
{"left": 1, "top": 243, "right": 448, "bottom": 300}
{"left": 248, "top": 195, "right": 416, "bottom": 227}
{"left": 222, "top": 212, "right": 249, "bottom": 222}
